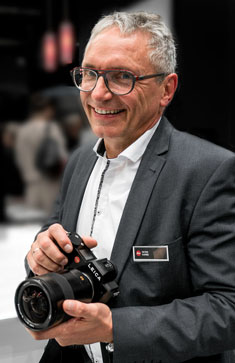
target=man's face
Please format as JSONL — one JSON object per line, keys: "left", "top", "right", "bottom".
{"left": 80, "top": 27, "right": 169, "bottom": 157}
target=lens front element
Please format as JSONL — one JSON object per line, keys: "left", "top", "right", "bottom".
{"left": 22, "top": 286, "right": 49, "bottom": 324}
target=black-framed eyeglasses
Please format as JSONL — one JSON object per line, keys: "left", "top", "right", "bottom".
{"left": 70, "top": 66, "right": 167, "bottom": 96}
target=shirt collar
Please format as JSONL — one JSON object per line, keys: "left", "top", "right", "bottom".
{"left": 93, "top": 117, "right": 161, "bottom": 162}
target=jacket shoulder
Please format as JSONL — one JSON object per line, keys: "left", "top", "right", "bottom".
{"left": 170, "top": 126, "right": 235, "bottom": 166}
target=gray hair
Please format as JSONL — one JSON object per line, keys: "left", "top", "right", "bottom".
{"left": 84, "top": 11, "right": 176, "bottom": 74}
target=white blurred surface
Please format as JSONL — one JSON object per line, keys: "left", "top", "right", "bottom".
{"left": 0, "top": 223, "right": 45, "bottom": 362}
{"left": 0, "top": 223, "right": 41, "bottom": 320}
{"left": 0, "top": 317, "right": 45, "bottom": 363}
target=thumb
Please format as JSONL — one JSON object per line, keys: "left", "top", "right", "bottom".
{"left": 63, "top": 300, "right": 88, "bottom": 318}
{"left": 81, "top": 235, "right": 98, "bottom": 249}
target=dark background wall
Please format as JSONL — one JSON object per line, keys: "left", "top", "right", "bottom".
{"left": 0, "top": 0, "right": 141, "bottom": 122}
{"left": 167, "top": 0, "right": 235, "bottom": 151}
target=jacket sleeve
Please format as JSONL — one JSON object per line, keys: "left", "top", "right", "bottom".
{"left": 111, "top": 155, "right": 235, "bottom": 363}
{"left": 24, "top": 148, "right": 83, "bottom": 277}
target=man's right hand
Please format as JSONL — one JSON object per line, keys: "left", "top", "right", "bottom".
{"left": 27, "top": 223, "right": 97, "bottom": 276}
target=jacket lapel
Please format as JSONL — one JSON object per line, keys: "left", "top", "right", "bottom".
{"left": 111, "top": 117, "right": 173, "bottom": 280}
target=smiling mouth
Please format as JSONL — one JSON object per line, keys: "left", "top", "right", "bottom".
{"left": 94, "top": 107, "right": 124, "bottom": 115}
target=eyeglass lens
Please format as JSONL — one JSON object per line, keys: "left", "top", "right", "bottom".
{"left": 74, "top": 69, "right": 134, "bottom": 95}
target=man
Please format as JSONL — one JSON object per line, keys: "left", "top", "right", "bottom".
{"left": 15, "top": 93, "right": 67, "bottom": 215}
{"left": 25, "top": 11, "right": 235, "bottom": 363}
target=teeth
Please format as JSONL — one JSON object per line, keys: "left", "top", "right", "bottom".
{"left": 95, "top": 108, "right": 121, "bottom": 115}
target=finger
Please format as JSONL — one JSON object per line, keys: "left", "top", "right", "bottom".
{"left": 63, "top": 300, "right": 87, "bottom": 318}
{"left": 26, "top": 313, "right": 80, "bottom": 342}
{"left": 48, "top": 224, "right": 73, "bottom": 254}
{"left": 81, "top": 236, "right": 98, "bottom": 249}
{"left": 29, "top": 243, "right": 65, "bottom": 274}
{"left": 35, "top": 234, "right": 68, "bottom": 267}
{"left": 27, "top": 250, "right": 51, "bottom": 275}
{"left": 26, "top": 325, "right": 59, "bottom": 341}
{"left": 35, "top": 224, "right": 72, "bottom": 266}
{"left": 63, "top": 300, "right": 98, "bottom": 319}
{"left": 62, "top": 300, "right": 113, "bottom": 342}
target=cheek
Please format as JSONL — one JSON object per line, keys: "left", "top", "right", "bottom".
{"left": 123, "top": 91, "right": 144, "bottom": 115}
{"left": 131, "top": 86, "right": 153, "bottom": 108}
{"left": 131, "top": 89, "right": 161, "bottom": 125}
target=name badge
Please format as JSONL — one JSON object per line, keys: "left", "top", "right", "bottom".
{"left": 133, "top": 246, "right": 169, "bottom": 262}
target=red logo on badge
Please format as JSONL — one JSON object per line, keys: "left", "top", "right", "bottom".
{"left": 74, "top": 256, "right": 80, "bottom": 263}
{"left": 136, "top": 250, "right": 141, "bottom": 257}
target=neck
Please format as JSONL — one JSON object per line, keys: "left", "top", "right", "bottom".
{"left": 104, "top": 137, "right": 135, "bottom": 159}
{"left": 104, "top": 118, "right": 161, "bottom": 159}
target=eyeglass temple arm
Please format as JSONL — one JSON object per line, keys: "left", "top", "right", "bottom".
{"left": 137, "top": 73, "right": 167, "bottom": 81}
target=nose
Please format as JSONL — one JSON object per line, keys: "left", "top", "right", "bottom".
{"left": 91, "top": 75, "right": 113, "bottom": 101}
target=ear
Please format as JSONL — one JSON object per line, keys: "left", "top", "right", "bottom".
{"left": 160, "top": 73, "right": 178, "bottom": 108}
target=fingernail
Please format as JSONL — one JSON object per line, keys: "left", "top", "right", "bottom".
{"left": 66, "top": 301, "right": 75, "bottom": 311}
{"left": 64, "top": 244, "right": 73, "bottom": 253}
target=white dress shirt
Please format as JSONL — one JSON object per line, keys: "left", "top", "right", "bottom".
{"left": 76, "top": 119, "right": 161, "bottom": 363}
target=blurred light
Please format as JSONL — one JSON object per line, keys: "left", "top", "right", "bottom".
{"left": 42, "top": 32, "right": 57, "bottom": 72}
{"left": 59, "top": 21, "right": 75, "bottom": 65}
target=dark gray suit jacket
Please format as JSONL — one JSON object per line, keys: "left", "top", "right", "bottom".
{"left": 37, "top": 117, "right": 235, "bottom": 363}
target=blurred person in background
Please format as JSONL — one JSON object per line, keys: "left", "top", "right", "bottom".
{"left": 0, "top": 122, "right": 24, "bottom": 221}
{"left": 15, "top": 93, "right": 67, "bottom": 216}
{"left": 62, "top": 112, "right": 83, "bottom": 153}
{"left": 24, "top": 11, "right": 235, "bottom": 363}
{"left": 0, "top": 124, "right": 8, "bottom": 222}
{"left": 62, "top": 112, "right": 98, "bottom": 153}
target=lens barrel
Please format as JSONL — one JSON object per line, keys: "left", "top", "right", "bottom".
{"left": 15, "top": 269, "right": 93, "bottom": 331}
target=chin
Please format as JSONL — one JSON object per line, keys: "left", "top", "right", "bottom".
{"left": 91, "top": 125, "right": 122, "bottom": 139}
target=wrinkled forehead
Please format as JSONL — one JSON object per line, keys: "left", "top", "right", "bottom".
{"left": 82, "top": 27, "right": 152, "bottom": 70}
{"left": 84, "top": 26, "right": 150, "bottom": 57}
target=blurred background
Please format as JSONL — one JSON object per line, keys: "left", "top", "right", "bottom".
{"left": 1, "top": 0, "right": 235, "bottom": 223}
{"left": 0, "top": 0, "right": 235, "bottom": 361}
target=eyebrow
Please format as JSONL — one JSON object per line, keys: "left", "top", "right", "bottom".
{"left": 81, "top": 63, "right": 94, "bottom": 68}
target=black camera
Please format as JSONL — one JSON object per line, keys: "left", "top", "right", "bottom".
{"left": 15, "top": 232, "right": 119, "bottom": 331}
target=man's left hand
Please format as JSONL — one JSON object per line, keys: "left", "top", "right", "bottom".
{"left": 28, "top": 300, "right": 113, "bottom": 346}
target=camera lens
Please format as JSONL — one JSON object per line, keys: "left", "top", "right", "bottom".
{"left": 15, "top": 270, "right": 94, "bottom": 331}
{"left": 22, "top": 286, "right": 49, "bottom": 324}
